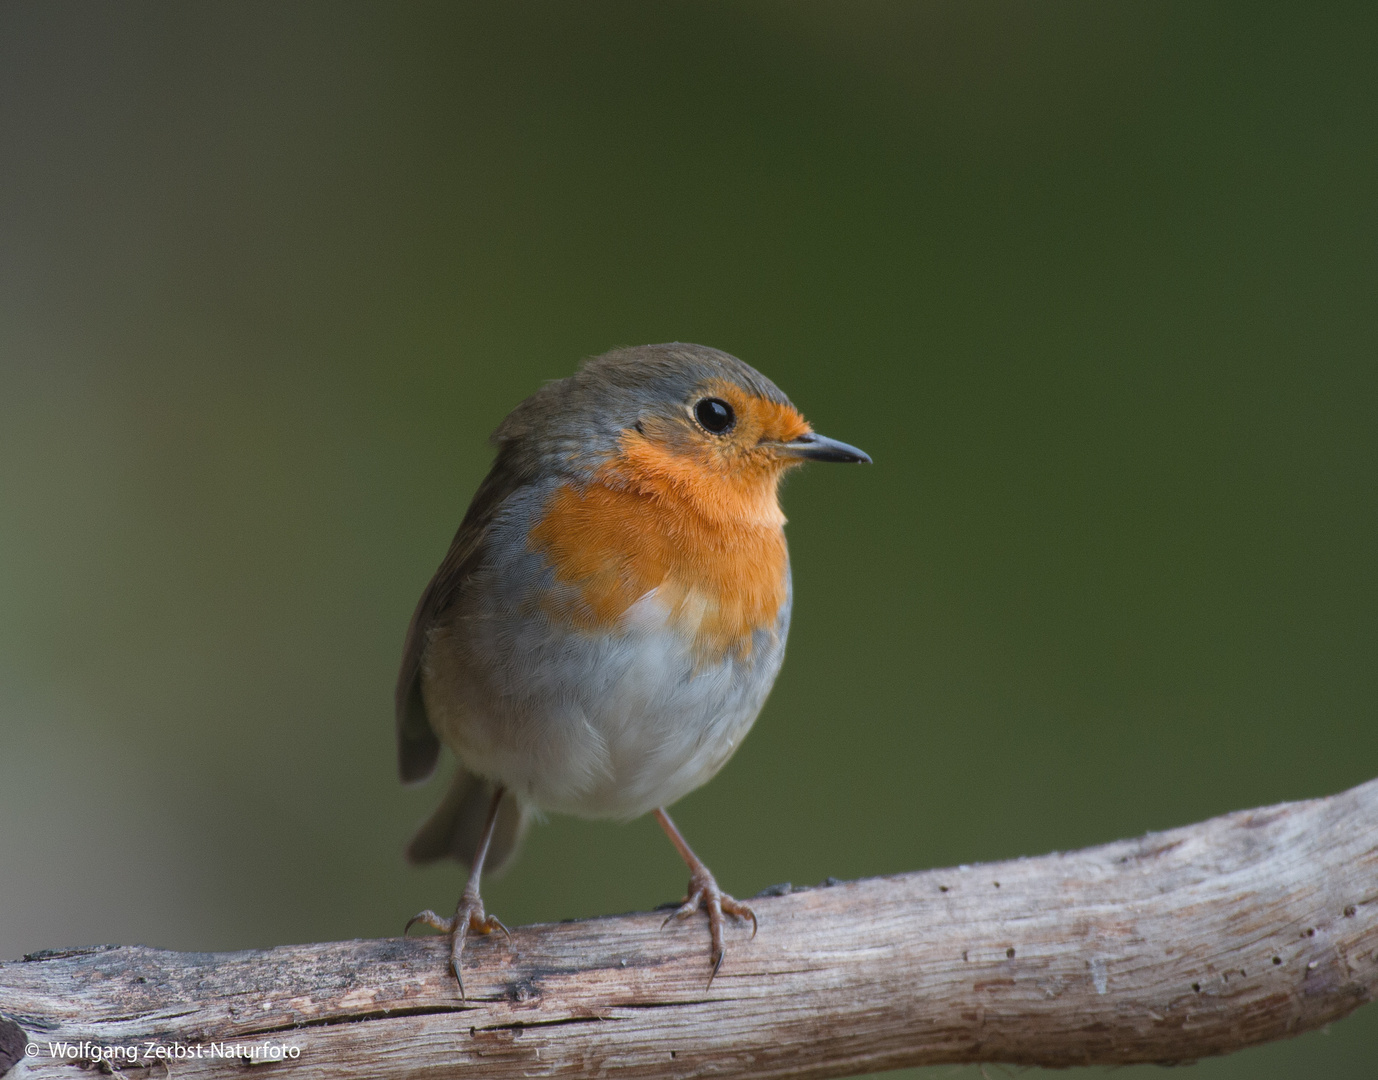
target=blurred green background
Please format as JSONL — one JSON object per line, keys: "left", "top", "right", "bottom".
{"left": 2, "top": 2, "right": 1376, "bottom": 1076}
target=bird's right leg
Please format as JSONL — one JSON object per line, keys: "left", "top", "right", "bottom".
{"left": 405, "top": 784, "right": 510, "bottom": 997}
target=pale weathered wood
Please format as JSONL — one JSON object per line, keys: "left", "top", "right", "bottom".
{"left": 3, "top": 779, "right": 1377, "bottom": 1079}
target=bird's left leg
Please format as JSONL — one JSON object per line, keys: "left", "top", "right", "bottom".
{"left": 405, "top": 785, "right": 510, "bottom": 997}
{"left": 654, "top": 807, "right": 757, "bottom": 986}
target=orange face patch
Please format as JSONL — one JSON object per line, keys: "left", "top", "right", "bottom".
{"left": 528, "top": 389, "right": 804, "bottom": 661}
{"left": 662, "top": 379, "right": 812, "bottom": 476}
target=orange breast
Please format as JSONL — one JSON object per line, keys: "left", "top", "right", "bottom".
{"left": 528, "top": 431, "right": 791, "bottom": 661}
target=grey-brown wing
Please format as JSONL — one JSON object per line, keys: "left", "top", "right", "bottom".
{"left": 395, "top": 461, "right": 524, "bottom": 784}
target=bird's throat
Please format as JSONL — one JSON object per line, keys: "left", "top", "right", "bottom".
{"left": 528, "top": 444, "right": 790, "bottom": 661}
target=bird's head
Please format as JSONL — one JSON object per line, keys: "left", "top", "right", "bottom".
{"left": 497, "top": 344, "right": 868, "bottom": 519}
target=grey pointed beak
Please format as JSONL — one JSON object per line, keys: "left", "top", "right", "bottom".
{"left": 779, "top": 431, "right": 872, "bottom": 464}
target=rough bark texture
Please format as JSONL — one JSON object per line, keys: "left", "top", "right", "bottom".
{"left": 3, "top": 779, "right": 1377, "bottom": 1079}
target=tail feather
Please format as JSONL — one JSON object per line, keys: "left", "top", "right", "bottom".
{"left": 406, "top": 767, "right": 528, "bottom": 875}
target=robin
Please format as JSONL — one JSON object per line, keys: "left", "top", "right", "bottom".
{"left": 397, "top": 343, "right": 870, "bottom": 992}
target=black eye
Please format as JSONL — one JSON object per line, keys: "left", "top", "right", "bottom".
{"left": 694, "top": 397, "right": 735, "bottom": 434}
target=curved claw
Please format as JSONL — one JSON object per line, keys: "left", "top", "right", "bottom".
{"left": 661, "top": 888, "right": 706, "bottom": 929}
{"left": 724, "top": 899, "right": 759, "bottom": 940}
{"left": 404, "top": 909, "right": 455, "bottom": 936}
{"left": 708, "top": 947, "right": 725, "bottom": 987}
{"left": 480, "top": 913, "right": 513, "bottom": 943}
{"left": 450, "top": 947, "right": 467, "bottom": 999}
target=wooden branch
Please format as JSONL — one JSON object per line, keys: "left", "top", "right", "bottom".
{"left": 3, "top": 780, "right": 1377, "bottom": 1079}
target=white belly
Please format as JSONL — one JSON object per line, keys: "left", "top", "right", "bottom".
{"left": 422, "top": 587, "right": 789, "bottom": 820}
